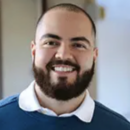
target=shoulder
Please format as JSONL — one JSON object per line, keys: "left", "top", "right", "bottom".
{"left": 94, "top": 101, "right": 130, "bottom": 129}
{"left": 0, "top": 94, "right": 19, "bottom": 122}
{"left": 0, "top": 94, "right": 19, "bottom": 110}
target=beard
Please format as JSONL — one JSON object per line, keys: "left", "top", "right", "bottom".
{"left": 33, "top": 58, "right": 95, "bottom": 101}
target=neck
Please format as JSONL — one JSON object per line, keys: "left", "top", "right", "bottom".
{"left": 35, "top": 84, "right": 86, "bottom": 115}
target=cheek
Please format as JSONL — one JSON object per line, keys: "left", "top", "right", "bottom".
{"left": 35, "top": 49, "right": 54, "bottom": 69}
{"left": 76, "top": 53, "right": 93, "bottom": 74}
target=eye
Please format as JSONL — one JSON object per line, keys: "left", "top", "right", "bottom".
{"left": 43, "top": 41, "right": 59, "bottom": 47}
{"left": 46, "top": 41, "right": 58, "bottom": 46}
{"left": 72, "top": 43, "right": 86, "bottom": 49}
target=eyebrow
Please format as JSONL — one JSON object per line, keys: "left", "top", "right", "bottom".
{"left": 70, "top": 37, "right": 90, "bottom": 44}
{"left": 41, "top": 34, "right": 62, "bottom": 40}
{"left": 40, "top": 33, "right": 90, "bottom": 45}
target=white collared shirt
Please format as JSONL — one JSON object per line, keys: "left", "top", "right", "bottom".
{"left": 19, "top": 81, "right": 95, "bottom": 123}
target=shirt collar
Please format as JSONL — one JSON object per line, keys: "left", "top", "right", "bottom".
{"left": 19, "top": 81, "right": 95, "bottom": 123}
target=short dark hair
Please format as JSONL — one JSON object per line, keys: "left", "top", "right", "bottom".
{"left": 36, "top": 3, "right": 96, "bottom": 37}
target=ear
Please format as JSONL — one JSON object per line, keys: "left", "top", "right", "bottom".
{"left": 31, "top": 41, "right": 36, "bottom": 61}
{"left": 93, "top": 48, "right": 98, "bottom": 62}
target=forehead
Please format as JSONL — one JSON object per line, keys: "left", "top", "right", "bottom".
{"left": 36, "top": 9, "right": 93, "bottom": 43}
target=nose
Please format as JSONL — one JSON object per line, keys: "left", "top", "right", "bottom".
{"left": 55, "top": 43, "right": 73, "bottom": 61}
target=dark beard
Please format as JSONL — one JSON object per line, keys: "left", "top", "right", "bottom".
{"left": 33, "top": 59, "right": 95, "bottom": 101}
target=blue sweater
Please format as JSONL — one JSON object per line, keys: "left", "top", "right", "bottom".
{"left": 0, "top": 95, "right": 130, "bottom": 130}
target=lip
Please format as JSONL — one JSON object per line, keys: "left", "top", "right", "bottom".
{"left": 52, "top": 64, "right": 75, "bottom": 69}
{"left": 52, "top": 65, "right": 76, "bottom": 71}
{"left": 51, "top": 69, "right": 77, "bottom": 77}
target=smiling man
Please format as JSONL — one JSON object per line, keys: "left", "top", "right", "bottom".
{"left": 0, "top": 3, "right": 130, "bottom": 130}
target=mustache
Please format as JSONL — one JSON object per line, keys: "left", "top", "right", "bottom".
{"left": 46, "top": 59, "right": 80, "bottom": 71}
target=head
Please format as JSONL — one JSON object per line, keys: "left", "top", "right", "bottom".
{"left": 31, "top": 3, "right": 98, "bottom": 101}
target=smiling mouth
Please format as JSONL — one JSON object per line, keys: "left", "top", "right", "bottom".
{"left": 51, "top": 65, "right": 76, "bottom": 72}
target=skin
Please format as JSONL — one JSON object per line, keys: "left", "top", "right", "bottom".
{"left": 31, "top": 9, "right": 98, "bottom": 115}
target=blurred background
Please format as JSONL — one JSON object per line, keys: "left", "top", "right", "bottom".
{"left": 0, "top": 0, "right": 130, "bottom": 121}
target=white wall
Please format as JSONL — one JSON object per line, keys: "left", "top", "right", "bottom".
{"left": 1, "top": 0, "right": 41, "bottom": 97}
{"left": 47, "top": 0, "right": 86, "bottom": 8}
{"left": 96, "top": 0, "right": 130, "bottom": 120}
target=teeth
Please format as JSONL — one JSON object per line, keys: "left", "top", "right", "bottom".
{"left": 54, "top": 67, "right": 73, "bottom": 72}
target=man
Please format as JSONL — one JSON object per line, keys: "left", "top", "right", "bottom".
{"left": 0, "top": 3, "right": 130, "bottom": 130}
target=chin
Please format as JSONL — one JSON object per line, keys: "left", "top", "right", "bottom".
{"left": 52, "top": 75, "right": 77, "bottom": 85}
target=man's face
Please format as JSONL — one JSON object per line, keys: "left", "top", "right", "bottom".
{"left": 31, "top": 9, "right": 98, "bottom": 100}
